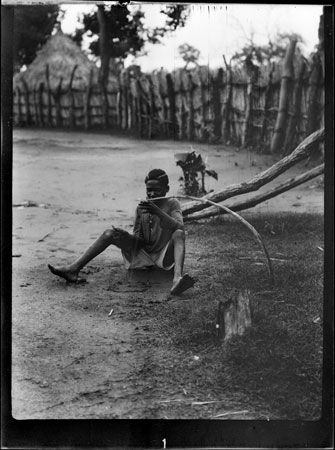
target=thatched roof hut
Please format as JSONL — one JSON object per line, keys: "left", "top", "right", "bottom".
{"left": 14, "top": 30, "right": 99, "bottom": 93}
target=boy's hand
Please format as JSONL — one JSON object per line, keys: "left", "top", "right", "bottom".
{"left": 112, "top": 227, "right": 145, "bottom": 250}
{"left": 138, "top": 200, "right": 162, "bottom": 216}
{"left": 112, "top": 227, "right": 132, "bottom": 247}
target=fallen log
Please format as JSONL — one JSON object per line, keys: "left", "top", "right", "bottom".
{"left": 184, "top": 164, "right": 324, "bottom": 222}
{"left": 182, "top": 128, "right": 325, "bottom": 217}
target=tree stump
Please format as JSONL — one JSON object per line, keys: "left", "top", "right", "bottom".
{"left": 216, "top": 290, "right": 252, "bottom": 340}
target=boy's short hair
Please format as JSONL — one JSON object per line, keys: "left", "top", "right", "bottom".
{"left": 145, "top": 169, "right": 169, "bottom": 187}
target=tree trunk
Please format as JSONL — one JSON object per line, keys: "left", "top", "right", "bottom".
{"left": 283, "top": 57, "right": 307, "bottom": 155}
{"left": 85, "top": 68, "right": 93, "bottom": 130}
{"left": 128, "top": 81, "right": 133, "bottom": 131}
{"left": 97, "top": 5, "right": 109, "bottom": 88}
{"left": 270, "top": 38, "right": 297, "bottom": 154}
{"left": 97, "top": 5, "right": 110, "bottom": 128}
{"left": 16, "top": 87, "right": 22, "bottom": 125}
{"left": 120, "top": 71, "right": 128, "bottom": 130}
{"left": 68, "top": 65, "right": 77, "bottom": 129}
{"left": 21, "top": 78, "right": 31, "bottom": 126}
{"left": 261, "top": 63, "right": 275, "bottom": 143}
{"left": 33, "top": 84, "right": 39, "bottom": 125}
{"left": 54, "top": 77, "right": 63, "bottom": 128}
{"left": 306, "top": 53, "right": 323, "bottom": 137}
{"left": 187, "top": 72, "right": 195, "bottom": 141}
{"left": 137, "top": 78, "right": 148, "bottom": 138}
{"left": 45, "top": 64, "right": 52, "bottom": 126}
{"left": 213, "top": 68, "right": 223, "bottom": 140}
{"left": 116, "top": 86, "right": 121, "bottom": 128}
{"left": 316, "top": 13, "right": 325, "bottom": 159}
{"left": 150, "top": 74, "right": 163, "bottom": 138}
{"left": 216, "top": 290, "right": 252, "bottom": 340}
{"left": 181, "top": 95, "right": 189, "bottom": 140}
{"left": 38, "top": 82, "right": 44, "bottom": 126}
{"left": 124, "top": 77, "right": 129, "bottom": 130}
{"left": 241, "top": 76, "right": 253, "bottom": 147}
{"left": 221, "top": 56, "right": 233, "bottom": 143}
{"left": 318, "top": 13, "right": 324, "bottom": 79}
{"left": 242, "top": 55, "right": 258, "bottom": 147}
{"left": 166, "top": 73, "right": 176, "bottom": 139}
{"left": 184, "top": 164, "right": 324, "bottom": 222}
{"left": 182, "top": 128, "right": 324, "bottom": 217}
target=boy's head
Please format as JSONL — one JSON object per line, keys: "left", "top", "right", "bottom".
{"left": 145, "top": 169, "right": 169, "bottom": 199}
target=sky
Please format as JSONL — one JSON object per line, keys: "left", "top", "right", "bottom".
{"left": 60, "top": 3, "right": 324, "bottom": 71}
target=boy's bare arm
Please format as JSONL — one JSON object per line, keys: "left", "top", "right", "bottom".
{"left": 138, "top": 201, "right": 183, "bottom": 231}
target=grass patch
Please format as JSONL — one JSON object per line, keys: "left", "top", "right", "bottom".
{"left": 155, "top": 212, "right": 324, "bottom": 419}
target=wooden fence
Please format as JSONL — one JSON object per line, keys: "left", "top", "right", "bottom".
{"left": 13, "top": 55, "right": 324, "bottom": 153}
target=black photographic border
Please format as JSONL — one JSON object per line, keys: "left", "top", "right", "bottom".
{"left": 1, "top": 4, "right": 333, "bottom": 448}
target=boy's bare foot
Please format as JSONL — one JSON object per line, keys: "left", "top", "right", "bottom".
{"left": 48, "top": 264, "right": 79, "bottom": 283}
{"left": 170, "top": 274, "right": 196, "bottom": 296}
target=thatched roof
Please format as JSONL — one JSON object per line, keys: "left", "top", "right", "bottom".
{"left": 14, "top": 30, "right": 99, "bottom": 92}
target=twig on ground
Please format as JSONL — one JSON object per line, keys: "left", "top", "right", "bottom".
{"left": 38, "top": 226, "right": 63, "bottom": 242}
{"left": 192, "top": 401, "right": 225, "bottom": 406}
{"left": 285, "top": 304, "right": 302, "bottom": 311}
{"left": 253, "top": 291, "right": 275, "bottom": 295}
{"left": 212, "top": 410, "right": 249, "bottom": 418}
{"left": 13, "top": 200, "right": 40, "bottom": 208}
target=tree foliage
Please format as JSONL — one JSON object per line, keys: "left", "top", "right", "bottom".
{"left": 160, "top": 5, "right": 189, "bottom": 31}
{"left": 230, "top": 32, "right": 304, "bottom": 68}
{"left": 72, "top": 4, "right": 189, "bottom": 61}
{"left": 178, "top": 43, "right": 200, "bottom": 69}
{"left": 77, "top": 5, "right": 145, "bottom": 59}
{"left": 13, "top": 5, "right": 60, "bottom": 71}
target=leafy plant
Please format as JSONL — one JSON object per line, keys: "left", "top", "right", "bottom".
{"left": 175, "top": 151, "right": 218, "bottom": 196}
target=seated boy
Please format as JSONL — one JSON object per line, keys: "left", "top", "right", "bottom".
{"left": 48, "top": 169, "right": 196, "bottom": 296}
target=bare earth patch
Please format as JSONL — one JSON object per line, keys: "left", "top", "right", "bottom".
{"left": 12, "top": 129, "right": 323, "bottom": 419}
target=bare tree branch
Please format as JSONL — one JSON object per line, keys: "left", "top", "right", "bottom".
{"left": 184, "top": 164, "right": 324, "bottom": 221}
{"left": 182, "top": 128, "right": 325, "bottom": 217}
{"left": 149, "top": 195, "right": 275, "bottom": 284}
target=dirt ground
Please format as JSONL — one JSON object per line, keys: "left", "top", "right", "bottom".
{"left": 11, "top": 128, "right": 324, "bottom": 419}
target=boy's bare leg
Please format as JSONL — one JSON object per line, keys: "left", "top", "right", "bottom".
{"left": 171, "top": 230, "right": 185, "bottom": 284}
{"left": 168, "top": 230, "right": 195, "bottom": 295}
{"left": 48, "top": 229, "right": 127, "bottom": 282}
